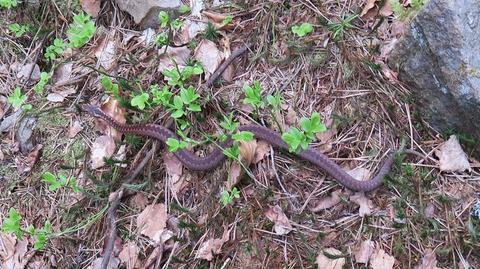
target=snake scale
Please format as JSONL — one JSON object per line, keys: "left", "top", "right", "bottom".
{"left": 83, "top": 104, "right": 396, "bottom": 192}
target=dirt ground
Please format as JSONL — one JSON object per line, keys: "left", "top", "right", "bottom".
{"left": 0, "top": 0, "right": 479, "bottom": 268}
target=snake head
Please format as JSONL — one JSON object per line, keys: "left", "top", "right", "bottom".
{"left": 82, "top": 104, "right": 104, "bottom": 118}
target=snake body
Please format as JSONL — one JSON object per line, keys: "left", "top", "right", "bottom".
{"left": 83, "top": 104, "right": 395, "bottom": 192}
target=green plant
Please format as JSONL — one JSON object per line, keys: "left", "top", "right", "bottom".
{"left": 222, "top": 15, "right": 233, "bottom": 25}
{"left": 170, "top": 18, "right": 183, "bottom": 30}
{"left": 8, "top": 87, "right": 31, "bottom": 110}
{"left": 282, "top": 112, "right": 326, "bottom": 152}
{"left": 67, "top": 11, "right": 96, "bottom": 48}
{"left": 101, "top": 75, "right": 119, "bottom": 97}
{"left": 8, "top": 23, "right": 29, "bottom": 37}
{"left": 158, "top": 11, "right": 169, "bottom": 28}
{"left": 151, "top": 84, "right": 172, "bottom": 106}
{"left": 204, "top": 22, "right": 218, "bottom": 40}
{"left": 0, "top": 0, "right": 16, "bottom": 8}
{"left": 1, "top": 208, "right": 23, "bottom": 239}
{"left": 266, "top": 91, "right": 283, "bottom": 112}
{"left": 130, "top": 91, "right": 150, "bottom": 110}
{"left": 178, "top": 4, "right": 190, "bottom": 14}
{"left": 243, "top": 80, "right": 263, "bottom": 109}
{"left": 327, "top": 14, "right": 358, "bottom": 41}
{"left": 166, "top": 138, "right": 188, "bottom": 152}
{"left": 220, "top": 187, "right": 240, "bottom": 206}
{"left": 291, "top": 22, "right": 313, "bottom": 37}
{"left": 222, "top": 130, "right": 254, "bottom": 160}
{"left": 34, "top": 72, "right": 51, "bottom": 94}
{"left": 42, "top": 171, "right": 79, "bottom": 192}
{"left": 29, "top": 220, "right": 52, "bottom": 250}
{"left": 155, "top": 32, "right": 168, "bottom": 46}
{"left": 45, "top": 38, "right": 66, "bottom": 61}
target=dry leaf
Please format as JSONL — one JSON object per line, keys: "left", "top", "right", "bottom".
{"left": 173, "top": 20, "right": 207, "bottom": 45}
{"left": 316, "top": 248, "right": 345, "bottom": 269}
{"left": 52, "top": 62, "right": 73, "bottom": 85}
{"left": 285, "top": 107, "right": 297, "bottom": 125}
{"left": 46, "top": 88, "right": 76, "bottom": 103}
{"left": 195, "top": 227, "right": 230, "bottom": 261}
{"left": 265, "top": 205, "right": 293, "bottom": 235}
{"left": 94, "top": 36, "right": 119, "bottom": 71}
{"left": 414, "top": 249, "right": 440, "bottom": 269}
{"left": 381, "top": 63, "right": 399, "bottom": 83}
{"left": 118, "top": 242, "right": 140, "bottom": 269}
{"left": 163, "top": 153, "right": 186, "bottom": 197}
{"left": 137, "top": 203, "right": 167, "bottom": 242}
{"left": 89, "top": 256, "right": 120, "bottom": 269}
{"left": 26, "top": 258, "right": 50, "bottom": 269}
{"left": 129, "top": 193, "right": 149, "bottom": 210}
{"left": 311, "top": 190, "right": 342, "bottom": 212}
{"left": 425, "top": 202, "right": 435, "bottom": 218}
{"left": 157, "top": 46, "right": 191, "bottom": 73}
{"left": 253, "top": 140, "right": 270, "bottom": 164}
{"left": 80, "top": 0, "right": 100, "bottom": 17}
{"left": 16, "top": 63, "right": 40, "bottom": 82}
{"left": 17, "top": 144, "right": 43, "bottom": 174}
{"left": 68, "top": 120, "right": 83, "bottom": 138}
{"left": 361, "top": 0, "right": 378, "bottom": 17}
{"left": 436, "top": 135, "right": 471, "bottom": 172}
{"left": 1, "top": 236, "right": 28, "bottom": 269}
{"left": 354, "top": 239, "right": 374, "bottom": 264}
{"left": 0, "top": 95, "right": 7, "bottom": 119}
{"left": 227, "top": 139, "right": 257, "bottom": 188}
{"left": 379, "top": 0, "right": 393, "bottom": 16}
{"left": 90, "top": 135, "right": 116, "bottom": 169}
{"left": 96, "top": 98, "right": 126, "bottom": 142}
{"left": 194, "top": 39, "right": 223, "bottom": 79}
{"left": 370, "top": 248, "right": 395, "bottom": 269}
{"left": 351, "top": 192, "right": 373, "bottom": 217}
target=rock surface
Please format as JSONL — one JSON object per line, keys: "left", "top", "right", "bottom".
{"left": 389, "top": 0, "right": 480, "bottom": 152}
{"left": 114, "top": 0, "right": 181, "bottom": 29}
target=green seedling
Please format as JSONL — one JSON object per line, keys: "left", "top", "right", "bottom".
{"left": 158, "top": 11, "right": 169, "bottom": 28}
{"left": 243, "top": 80, "right": 263, "bottom": 109}
{"left": 34, "top": 72, "right": 51, "bottom": 94}
{"left": 327, "top": 14, "right": 358, "bottom": 41}
{"left": 204, "top": 22, "right": 218, "bottom": 40}
{"left": 67, "top": 11, "right": 96, "bottom": 48}
{"left": 0, "top": 0, "right": 16, "bottom": 8}
{"left": 170, "top": 18, "right": 183, "bottom": 30}
{"left": 8, "top": 23, "right": 29, "bottom": 37}
{"left": 178, "top": 4, "right": 190, "bottom": 14}
{"left": 42, "top": 171, "right": 79, "bottom": 192}
{"left": 45, "top": 38, "right": 66, "bottom": 61}
{"left": 8, "top": 87, "right": 29, "bottom": 110}
{"left": 222, "top": 15, "right": 233, "bottom": 25}
{"left": 291, "top": 22, "right": 313, "bottom": 37}
{"left": 166, "top": 138, "right": 188, "bottom": 152}
{"left": 151, "top": 84, "right": 172, "bottom": 106}
{"left": 130, "top": 91, "right": 150, "bottom": 110}
{"left": 101, "top": 75, "right": 119, "bottom": 97}
{"left": 155, "top": 32, "right": 168, "bottom": 46}
{"left": 1, "top": 208, "right": 23, "bottom": 239}
{"left": 220, "top": 187, "right": 240, "bottom": 206}
{"left": 282, "top": 112, "right": 326, "bottom": 152}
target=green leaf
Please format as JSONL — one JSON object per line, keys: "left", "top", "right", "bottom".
{"left": 67, "top": 12, "right": 96, "bottom": 48}
{"left": 220, "top": 113, "right": 239, "bottom": 133}
{"left": 158, "top": 11, "right": 169, "bottom": 28}
{"left": 69, "top": 177, "right": 80, "bottom": 193}
{"left": 282, "top": 127, "right": 308, "bottom": 152}
{"left": 300, "top": 112, "right": 326, "bottom": 139}
{"left": 220, "top": 190, "right": 232, "bottom": 206}
{"left": 170, "top": 19, "right": 183, "bottom": 30}
{"left": 0, "top": 0, "right": 17, "bottom": 8}
{"left": 42, "top": 172, "right": 64, "bottom": 191}
{"left": 171, "top": 109, "right": 184, "bottom": 119}
{"left": 151, "top": 85, "right": 172, "bottom": 106}
{"left": 155, "top": 32, "right": 168, "bottom": 46}
{"left": 166, "top": 138, "right": 188, "bottom": 152}
{"left": 243, "top": 80, "right": 263, "bottom": 108}
{"left": 266, "top": 92, "right": 283, "bottom": 110}
{"left": 101, "top": 76, "right": 119, "bottom": 96}
{"left": 231, "top": 187, "right": 240, "bottom": 198}
{"left": 2, "top": 208, "right": 23, "bottom": 239}
{"left": 178, "top": 4, "right": 190, "bottom": 14}
{"left": 130, "top": 92, "right": 149, "bottom": 110}
{"left": 222, "top": 15, "right": 233, "bottom": 25}
{"left": 8, "top": 87, "right": 27, "bottom": 109}
{"left": 232, "top": 131, "right": 254, "bottom": 142}
{"left": 34, "top": 72, "right": 51, "bottom": 94}
{"left": 291, "top": 22, "right": 314, "bottom": 37}
{"left": 223, "top": 146, "right": 240, "bottom": 159}
{"left": 188, "top": 103, "right": 201, "bottom": 112}
{"left": 8, "top": 23, "right": 28, "bottom": 37}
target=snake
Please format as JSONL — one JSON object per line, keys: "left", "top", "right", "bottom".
{"left": 83, "top": 104, "right": 396, "bottom": 192}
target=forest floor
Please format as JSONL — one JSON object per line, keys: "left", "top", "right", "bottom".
{"left": 0, "top": 0, "right": 479, "bottom": 268}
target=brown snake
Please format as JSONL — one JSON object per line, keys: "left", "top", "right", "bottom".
{"left": 83, "top": 104, "right": 397, "bottom": 192}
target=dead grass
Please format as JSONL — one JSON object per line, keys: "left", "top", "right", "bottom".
{"left": 0, "top": 0, "right": 479, "bottom": 268}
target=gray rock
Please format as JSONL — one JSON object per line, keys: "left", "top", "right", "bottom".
{"left": 114, "top": 0, "right": 181, "bottom": 29}
{"left": 389, "top": 0, "right": 480, "bottom": 151}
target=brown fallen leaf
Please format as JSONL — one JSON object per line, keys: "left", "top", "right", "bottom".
{"left": 163, "top": 153, "right": 186, "bottom": 197}
{"left": 94, "top": 34, "right": 119, "bottom": 71}
{"left": 118, "top": 242, "right": 140, "bottom": 269}
{"left": 52, "top": 62, "right": 73, "bottom": 85}
{"left": 354, "top": 239, "right": 374, "bottom": 264}
{"left": 137, "top": 203, "right": 168, "bottom": 243}
{"left": 436, "top": 135, "right": 471, "bottom": 172}
{"left": 253, "top": 140, "right": 270, "bottom": 164}
{"left": 351, "top": 192, "right": 373, "bottom": 217}
{"left": 195, "top": 227, "right": 230, "bottom": 261}
{"left": 311, "top": 190, "right": 343, "bottom": 212}
{"left": 26, "top": 257, "right": 50, "bottom": 269}
{"left": 68, "top": 120, "right": 83, "bottom": 138}
{"left": 17, "top": 144, "right": 43, "bottom": 174}
{"left": 157, "top": 46, "right": 191, "bottom": 74}
{"left": 316, "top": 248, "right": 345, "bottom": 269}
{"left": 129, "top": 193, "right": 149, "bottom": 210}
{"left": 379, "top": 0, "right": 393, "bottom": 16}
{"left": 46, "top": 88, "right": 77, "bottom": 103}
{"left": 414, "top": 249, "right": 440, "bottom": 269}
{"left": 265, "top": 205, "right": 293, "bottom": 235}
{"left": 90, "top": 135, "right": 116, "bottom": 169}
{"left": 173, "top": 19, "right": 207, "bottom": 46}
{"left": 370, "top": 248, "right": 395, "bottom": 269}
{"left": 361, "top": 0, "right": 378, "bottom": 17}
{"left": 80, "top": 0, "right": 100, "bottom": 17}
{"left": 89, "top": 256, "right": 120, "bottom": 269}
{"left": 1, "top": 235, "right": 29, "bottom": 269}
{"left": 194, "top": 39, "right": 223, "bottom": 79}
{"left": 0, "top": 95, "right": 7, "bottom": 119}
{"left": 226, "top": 139, "right": 257, "bottom": 189}
{"left": 96, "top": 98, "right": 126, "bottom": 142}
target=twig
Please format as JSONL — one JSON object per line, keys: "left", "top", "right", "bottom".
{"left": 100, "top": 146, "right": 156, "bottom": 269}
{"left": 203, "top": 43, "right": 252, "bottom": 89}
